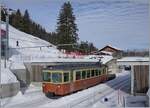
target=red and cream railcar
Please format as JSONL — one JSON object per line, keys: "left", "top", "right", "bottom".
{"left": 42, "top": 65, "right": 108, "bottom": 96}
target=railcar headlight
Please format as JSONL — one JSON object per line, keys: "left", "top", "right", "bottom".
{"left": 42, "top": 84, "right": 45, "bottom": 87}
{"left": 57, "top": 85, "right": 61, "bottom": 88}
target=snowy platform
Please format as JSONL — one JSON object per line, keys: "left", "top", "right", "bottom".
{"left": 125, "top": 95, "right": 147, "bottom": 107}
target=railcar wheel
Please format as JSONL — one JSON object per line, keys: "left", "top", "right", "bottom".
{"left": 46, "top": 92, "right": 55, "bottom": 97}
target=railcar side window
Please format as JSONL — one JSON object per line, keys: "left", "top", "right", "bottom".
{"left": 43, "top": 72, "right": 51, "bottom": 82}
{"left": 82, "top": 70, "right": 86, "bottom": 79}
{"left": 64, "top": 72, "right": 69, "bottom": 82}
{"left": 103, "top": 69, "right": 105, "bottom": 74}
{"left": 91, "top": 70, "right": 95, "bottom": 77}
{"left": 101, "top": 69, "right": 103, "bottom": 75}
{"left": 98, "top": 70, "right": 101, "bottom": 75}
{"left": 87, "top": 70, "right": 91, "bottom": 78}
{"left": 95, "top": 69, "right": 98, "bottom": 76}
{"left": 52, "top": 72, "right": 62, "bottom": 83}
{"left": 76, "top": 71, "right": 81, "bottom": 80}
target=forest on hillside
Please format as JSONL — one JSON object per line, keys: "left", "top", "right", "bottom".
{"left": 1, "top": 2, "right": 98, "bottom": 54}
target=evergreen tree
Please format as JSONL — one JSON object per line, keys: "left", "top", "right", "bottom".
{"left": 56, "top": 1, "right": 78, "bottom": 51}
{"left": 9, "top": 13, "right": 15, "bottom": 24}
{"left": 89, "top": 43, "right": 98, "bottom": 53}
{"left": 1, "top": 10, "right": 6, "bottom": 21}
{"left": 11, "top": 9, "right": 24, "bottom": 31}
{"left": 78, "top": 41, "right": 98, "bottom": 54}
{"left": 23, "top": 10, "right": 30, "bottom": 33}
{"left": 79, "top": 41, "right": 89, "bottom": 54}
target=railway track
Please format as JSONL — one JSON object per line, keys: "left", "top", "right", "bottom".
{"left": 69, "top": 75, "right": 130, "bottom": 108}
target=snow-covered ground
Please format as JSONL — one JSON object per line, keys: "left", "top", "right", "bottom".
{"left": 1, "top": 70, "right": 131, "bottom": 108}
{"left": 1, "top": 22, "right": 63, "bottom": 63}
{"left": 1, "top": 60, "right": 18, "bottom": 84}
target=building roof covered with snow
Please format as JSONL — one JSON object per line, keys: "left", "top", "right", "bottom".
{"left": 117, "top": 57, "right": 149, "bottom": 65}
{"left": 91, "top": 45, "right": 122, "bottom": 56}
{"left": 99, "top": 45, "right": 122, "bottom": 52}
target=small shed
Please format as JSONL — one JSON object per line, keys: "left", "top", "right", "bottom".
{"left": 117, "top": 57, "right": 149, "bottom": 95}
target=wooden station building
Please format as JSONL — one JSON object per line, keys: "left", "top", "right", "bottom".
{"left": 117, "top": 57, "right": 149, "bottom": 95}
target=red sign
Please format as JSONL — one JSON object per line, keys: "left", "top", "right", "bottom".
{"left": 1, "top": 29, "right": 6, "bottom": 37}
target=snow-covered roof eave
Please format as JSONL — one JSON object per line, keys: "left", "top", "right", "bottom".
{"left": 25, "top": 58, "right": 99, "bottom": 63}
{"left": 99, "top": 44, "right": 122, "bottom": 52}
{"left": 117, "top": 57, "right": 149, "bottom": 62}
{"left": 117, "top": 57, "right": 149, "bottom": 66}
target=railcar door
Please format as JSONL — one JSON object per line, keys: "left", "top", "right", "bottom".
{"left": 70, "top": 70, "right": 74, "bottom": 92}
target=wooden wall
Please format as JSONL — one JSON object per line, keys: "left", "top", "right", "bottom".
{"left": 102, "top": 47, "right": 117, "bottom": 53}
{"left": 32, "top": 65, "right": 43, "bottom": 82}
{"left": 134, "top": 65, "right": 149, "bottom": 93}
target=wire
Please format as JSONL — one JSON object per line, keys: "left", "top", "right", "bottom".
{"left": 9, "top": 45, "right": 54, "bottom": 49}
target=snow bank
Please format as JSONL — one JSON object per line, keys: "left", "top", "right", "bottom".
{"left": 1, "top": 22, "right": 63, "bottom": 62}
{"left": 125, "top": 95, "right": 147, "bottom": 107}
{"left": 1, "top": 60, "right": 18, "bottom": 84}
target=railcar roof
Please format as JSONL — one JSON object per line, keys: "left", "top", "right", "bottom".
{"left": 43, "top": 63, "right": 105, "bottom": 71}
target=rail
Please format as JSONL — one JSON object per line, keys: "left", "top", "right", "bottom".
{"left": 68, "top": 76, "right": 130, "bottom": 108}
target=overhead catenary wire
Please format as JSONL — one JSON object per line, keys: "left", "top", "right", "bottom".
{"left": 9, "top": 43, "right": 78, "bottom": 49}
{"left": 7, "top": 28, "right": 79, "bottom": 49}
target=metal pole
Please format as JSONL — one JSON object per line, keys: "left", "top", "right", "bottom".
{"left": 149, "top": 0, "right": 150, "bottom": 106}
{"left": 0, "top": 4, "right": 1, "bottom": 79}
{"left": 4, "top": 12, "right": 9, "bottom": 68}
{"left": 6, "top": 13, "right": 9, "bottom": 60}
{"left": 131, "top": 65, "right": 134, "bottom": 95}
{"left": 0, "top": 3, "right": 2, "bottom": 107}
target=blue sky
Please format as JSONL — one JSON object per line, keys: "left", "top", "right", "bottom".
{"left": 1, "top": 0, "right": 149, "bottom": 50}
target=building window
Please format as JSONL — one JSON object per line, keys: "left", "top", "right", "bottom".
{"left": 76, "top": 71, "right": 81, "bottom": 80}
{"left": 64, "top": 72, "right": 69, "bottom": 82}
{"left": 82, "top": 70, "right": 86, "bottom": 79}
{"left": 87, "top": 70, "right": 91, "bottom": 78}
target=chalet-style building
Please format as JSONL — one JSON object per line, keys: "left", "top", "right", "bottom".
{"left": 91, "top": 45, "right": 122, "bottom": 56}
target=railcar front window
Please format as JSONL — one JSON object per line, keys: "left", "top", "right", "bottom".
{"left": 52, "top": 73, "right": 62, "bottom": 83}
{"left": 64, "top": 72, "right": 69, "bottom": 82}
{"left": 43, "top": 72, "right": 51, "bottom": 82}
